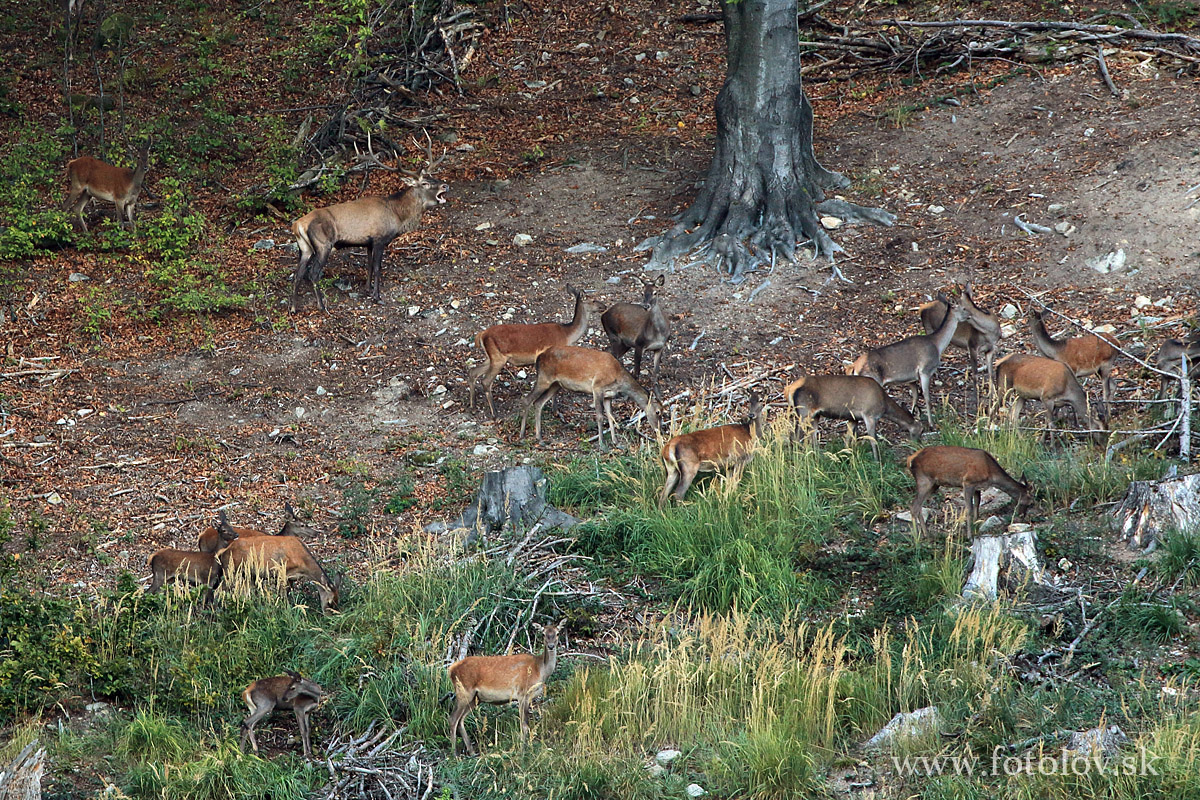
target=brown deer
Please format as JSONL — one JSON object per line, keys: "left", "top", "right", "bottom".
{"left": 1155, "top": 335, "right": 1200, "bottom": 416}
{"left": 517, "top": 346, "right": 660, "bottom": 451}
{"left": 919, "top": 283, "right": 1001, "bottom": 399}
{"left": 907, "top": 445, "right": 1035, "bottom": 535}
{"left": 240, "top": 670, "right": 324, "bottom": 760}
{"left": 448, "top": 621, "right": 563, "bottom": 756}
{"left": 786, "top": 374, "right": 923, "bottom": 459}
{"left": 849, "top": 302, "right": 971, "bottom": 427}
{"left": 197, "top": 504, "right": 312, "bottom": 553}
{"left": 1028, "top": 309, "right": 1117, "bottom": 419}
{"left": 217, "top": 533, "right": 339, "bottom": 613}
{"left": 601, "top": 273, "right": 671, "bottom": 386}
{"left": 468, "top": 286, "right": 591, "bottom": 417}
{"left": 146, "top": 547, "right": 228, "bottom": 604}
{"left": 290, "top": 139, "right": 447, "bottom": 311}
{"left": 659, "top": 393, "right": 764, "bottom": 506}
{"left": 995, "top": 354, "right": 1103, "bottom": 442}
{"left": 65, "top": 139, "right": 151, "bottom": 231}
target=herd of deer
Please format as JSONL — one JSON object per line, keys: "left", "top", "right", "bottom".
{"left": 77, "top": 142, "right": 1199, "bottom": 761}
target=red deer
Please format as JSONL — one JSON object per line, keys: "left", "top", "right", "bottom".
{"left": 660, "top": 393, "right": 763, "bottom": 506}
{"left": 601, "top": 273, "right": 671, "bottom": 386}
{"left": 785, "top": 374, "right": 923, "bottom": 459}
{"left": 919, "top": 283, "right": 1001, "bottom": 399}
{"left": 448, "top": 621, "right": 563, "bottom": 756}
{"left": 996, "top": 354, "right": 1103, "bottom": 442}
{"left": 468, "top": 286, "right": 592, "bottom": 417}
{"left": 907, "top": 445, "right": 1035, "bottom": 535}
{"left": 65, "top": 139, "right": 151, "bottom": 231}
{"left": 517, "top": 346, "right": 660, "bottom": 451}
{"left": 197, "top": 503, "right": 312, "bottom": 553}
{"left": 1028, "top": 309, "right": 1117, "bottom": 419}
{"left": 290, "top": 140, "right": 447, "bottom": 311}
{"left": 240, "top": 671, "right": 324, "bottom": 760}
{"left": 849, "top": 302, "right": 971, "bottom": 427}
{"left": 217, "top": 533, "right": 339, "bottom": 613}
{"left": 146, "top": 548, "right": 228, "bottom": 604}
{"left": 1155, "top": 335, "right": 1200, "bottom": 417}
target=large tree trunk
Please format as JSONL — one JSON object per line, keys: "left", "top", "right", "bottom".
{"left": 639, "top": 0, "right": 892, "bottom": 282}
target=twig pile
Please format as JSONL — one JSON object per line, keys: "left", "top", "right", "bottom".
{"left": 318, "top": 724, "right": 437, "bottom": 800}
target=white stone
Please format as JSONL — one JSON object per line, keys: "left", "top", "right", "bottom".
{"left": 316, "top": 386, "right": 327, "bottom": 396}
{"left": 864, "top": 707, "right": 942, "bottom": 750}
{"left": 1000, "top": 303, "right": 1019, "bottom": 319}
{"left": 68, "top": 272, "right": 90, "bottom": 282}
{"left": 820, "top": 215, "right": 843, "bottom": 230}
{"left": 516, "top": 370, "right": 528, "bottom": 379}
{"left": 451, "top": 299, "right": 463, "bottom": 309}
{"left": 686, "top": 784, "right": 707, "bottom": 798}
{"left": 408, "top": 306, "right": 420, "bottom": 316}
{"left": 895, "top": 509, "right": 931, "bottom": 523}
{"left": 475, "top": 222, "right": 492, "bottom": 231}
{"left": 1091, "top": 324, "right": 1116, "bottom": 334}
{"left": 295, "top": 407, "right": 306, "bottom": 418}
{"left": 432, "top": 385, "right": 447, "bottom": 395}
{"left": 979, "top": 515, "right": 1005, "bottom": 533}
{"left": 1086, "top": 249, "right": 1126, "bottom": 274}
{"left": 655, "top": 749, "right": 682, "bottom": 766}
{"left": 473, "top": 444, "right": 499, "bottom": 456}
{"left": 927, "top": 205, "right": 946, "bottom": 214}
{"left": 1000, "top": 324, "right": 1017, "bottom": 339}
{"left": 1054, "top": 221, "right": 1076, "bottom": 236}
{"left": 513, "top": 233, "right": 534, "bottom": 247}
{"left": 1133, "top": 295, "right": 1152, "bottom": 309}
{"left": 647, "top": 764, "right": 667, "bottom": 778}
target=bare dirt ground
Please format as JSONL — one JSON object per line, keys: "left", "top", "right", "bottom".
{"left": 2, "top": 7, "right": 1198, "bottom": 592}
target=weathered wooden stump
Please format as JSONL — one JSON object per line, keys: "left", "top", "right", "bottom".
{"left": 425, "top": 465, "right": 579, "bottom": 547}
{"left": 0, "top": 741, "right": 45, "bottom": 800}
{"left": 1111, "top": 472, "right": 1200, "bottom": 552}
{"left": 962, "top": 525, "right": 1045, "bottom": 601}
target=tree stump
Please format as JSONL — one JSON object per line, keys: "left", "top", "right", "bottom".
{"left": 1110, "top": 472, "right": 1200, "bottom": 552}
{"left": 962, "top": 525, "right": 1045, "bottom": 601}
{"left": 0, "top": 742, "right": 45, "bottom": 800}
{"left": 425, "top": 466, "right": 579, "bottom": 547}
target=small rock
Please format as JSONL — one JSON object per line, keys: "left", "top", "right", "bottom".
{"left": 1086, "top": 249, "right": 1126, "bottom": 274}
{"left": 456, "top": 143, "right": 476, "bottom": 152}
{"left": 316, "top": 386, "right": 327, "bottom": 396}
{"left": 565, "top": 242, "right": 608, "bottom": 254}
{"left": 820, "top": 215, "right": 843, "bottom": 230}
{"left": 451, "top": 299, "right": 463, "bottom": 309}
{"left": 280, "top": 242, "right": 299, "bottom": 255}
{"left": 1134, "top": 295, "right": 1152, "bottom": 309}
{"left": 1058, "top": 557, "right": 1072, "bottom": 571}
{"left": 647, "top": 764, "right": 667, "bottom": 778}
{"left": 524, "top": 80, "right": 547, "bottom": 89}
{"left": 1091, "top": 324, "right": 1117, "bottom": 334}
{"left": 46, "top": 491, "right": 63, "bottom": 505}
{"left": 980, "top": 515, "right": 1005, "bottom": 533}
{"left": 475, "top": 222, "right": 492, "bottom": 231}
{"left": 927, "top": 205, "right": 946, "bottom": 214}
{"left": 516, "top": 370, "right": 528, "bottom": 379}
{"left": 252, "top": 239, "right": 275, "bottom": 250}
{"left": 686, "top": 785, "right": 707, "bottom": 798}
{"left": 895, "top": 509, "right": 930, "bottom": 523}
{"left": 1000, "top": 323, "right": 1018, "bottom": 339}
{"left": 605, "top": 276, "right": 621, "bottom": 284}
{"left": 473, "top": 444, "right": 499, "bottom": 456}
{"left": 1053, "top": 222, "right": 1076, "bottom": 236}
{"left": 432, "top": 385, "right": 447, "bottom": 395}
{"left": 68, "top": 272, "right": 90, "bottom": 282}
{"left": 438, "top": 131, "right": 459, "bottom": 143}
{"left": 408, "top": 306, "right": 421, "bottom": 317}
{"left": 1001, "top": 303, "right": 1019, "bottom": 320}
{"left": 229, "top": 367, "right": 243, "bottom": 376}
{"left": 1065, "top": 725, "right": 1129, "bottom": 760}
{"left": 690, "top": 85, "right": 702, "bottom": 96}
{"left": 655, "top": 50, "right": 668, "bottom": 61}
{"left": 1047, "top": 202, "right": 1065, "bottom": 212}
{"left": 864, "top": 706, "right": 942, "bottom": 750}
{"left": 513, "top": 233, "right": 534, "bottom": 247}
{"left": 295, "top": 407, "right": 306, "bottom": 419}
{"left": 655, "top": 749, "right": 682, "bottom": 766}
{"left": 86, "top": 701, "right": 112, "bottom": 714}
{"left": 634, "top": 52, "right": 646, "bottom": 62}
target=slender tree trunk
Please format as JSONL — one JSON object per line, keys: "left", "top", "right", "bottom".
{"left": 639, "top": 0, "right": 892, "bottom": 282}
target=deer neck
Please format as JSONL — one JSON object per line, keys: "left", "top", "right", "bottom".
{"left": 539, "top": 635, "right": 558, "bottom": 678}
{"left": 562, "top": 293, "right": 590, "bottom": 345}
{"left": 1029, "top": 315, "right": 1063, "bottom": 358}
{"left": 929, "top": 308, "right": 962, "bottom": 356}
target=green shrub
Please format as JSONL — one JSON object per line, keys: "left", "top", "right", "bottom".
{"left": 0, "top": 124, "right": 73, "bottom": 259}
{"left": 1158, "top": 527, "right": 1200, "bottom": 587}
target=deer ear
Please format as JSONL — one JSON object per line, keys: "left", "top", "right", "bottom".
{"left": 284, "top": 669, "right": 302, "bottom": 680}
{"left": 654, "top": 273, "right": 665, "bottom": 287}
{"left": 284, "top": 502, "right": 297, "bottom": 521}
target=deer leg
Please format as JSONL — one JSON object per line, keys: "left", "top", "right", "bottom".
{"left": 308, "top": 249, "right": 331, "bottom": 314}
{"left": 911, "top": 474, "right": 933, "bottom": 535}
{"left": 517, "top": 384, "right": 543, "bottom": 440}
{"left": 660, "top": 459, "right": 680, "bottom": 508}
{"left": 592, "top": 391, "right": 609, "bottom": 451}
{"left": 240, "top": 702, "right": 273, "bottom": 753}
{"left": 632, "top": 346, "right": 644, "bottom": 382}
{"left": 863, "top": 415, "right": 880, "bottom": 460}
{"left": 1099, "top": 363, "right": 1113, "bottom": 421}
{"left": 70, "top": 191, "right": 91, "bottom": 231}
{"left": 964, "top": 485, "right": 980, "bottom": 535}
{"left": 674, "top": 459, "right": 701, "bottom": 503}
{"left": 519, "top": 697, "right": 531, "bottom": 745}
{"left": 295, "top": 707, "right": 311, "bottom": 759}
{"left": 531, "top": 386, "right": 558, "bottom": 443}
{"left": 450, "top": 694, "right": 478, "bottom": 757}
{"left": 602, "top": 396, "right": 620, "bottom": 445}
{"left": 919, "top": 370, "right": 934, "bottom": 428}
{"left": 967, "top": 345, "right": 981, "bottom": 413}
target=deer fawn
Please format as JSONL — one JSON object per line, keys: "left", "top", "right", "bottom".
{"left": 197, "top": 503, "right": 313, "bottom": 553}
{"left": 601, "top": 273, "right": 670, "bottom": 386}
{"left": 518, "top": 346, "right": 660, "bottom": 451}
{"left": 146, "top": 540, "right": 230, "bottom": 605}
{"left": 907, "top": 446, "right": 1035, "bottom": 536}
{"left": 468, "top": 286, "right": 591, "bottom": 417}
{"left": 448, "top": 621, "right": 563, "bottom": 756}
{"left": 217, "top": 531, "right": 339, "bottom": 613}
{"left": 920, "top": 283, "right": 1001, "bottom": 399}
{"left": 786, "top": 374, "right": 923, "bottom": 459}
{"left": 240, "top": 671, "right": 324, "bottom": 760}
{"left": 996, "top": 354, "right": 1103, "bottom": 442}
{"left": 290, "top": 138, "right": 447, "bottom": 311}
{"left": 849, "top": 302, "right": 971, "bottom": 427}
{"left": 660, "top": 393, "right": 764, "bottom": 506}
{"left": 1028, "top": 309, "right": 1117, "bottom": 420}
{"left": 65, "top": 139, "right": 151, "bottom": 232}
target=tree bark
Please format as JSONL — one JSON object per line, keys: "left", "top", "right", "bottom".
{"left": 638, "top": 0, "right": 892, "bottom": 282}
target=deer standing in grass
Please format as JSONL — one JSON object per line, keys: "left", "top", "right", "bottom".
{"left": 518, "top": 346, "right": 660, "bottom": 451}
{"left": 65, "top": 139, "right": 151, "bottom": 231}
{"left": 786, "top": 374, "right": 923, "bottom": 459}
{"left": 448, "top": 621, "right": 563, "bottom": 756}
{"left": 920, "top": 284, "right": 1001, "bottom": 402}
{"left": 1028, "top": 309, "right": 1117, "bottom": 420}
{"left": 849, "top": 302, "right": 971, "bottom": 427}
{"left": 197, "top": 503, "right": 311, "bottom": 553}
{"left": 601, "top": 273, "right": 671, "bottom": 386}
{"left": 468, "top": 286, "right": 591, "bottom": 417}
{"left": 290, "top": 139, "right": 447, "bottom": 312}
{"left": 995, "top": 354, "right": 1103, "bottom": 443}
{"left": 217, "top": 529, "right": 339, "bottom": 613}
{"left": 660, "top": 393, "right": 764, "bottom": 506}
{"left": 146, "top": 547, "right": 227, "bottom": 605}
{"left": 907, "top": 446, "right": 1035, "bottom": 536}
{"left": 240, "top": 670, "right": 324, "bottom": 760}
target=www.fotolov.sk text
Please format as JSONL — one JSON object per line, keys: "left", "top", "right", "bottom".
{"left": 892, "top": 746, "right": 1162, "bottom": 777}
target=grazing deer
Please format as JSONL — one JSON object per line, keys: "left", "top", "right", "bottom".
{"left": 660, "top": 393, "right": 764, "bottom": 506}
{"left": 240, "top": 670, "right": 324, "bottom": 760}
{"left": 995, "top": 354, "right": 1103, "bottom": 442}
{"left": 468, "top": 286, "right": 591, "bottom": 417}
{"left": 920, "top": 283, "right": 1001, "bottom": 398}
{"left": 65, "top": 139, "right": 151, "bottom": 232}
{"left": 197, "top": 503, "right": 312, "bottom": 553}
{"left": 290, "top": 139, "right": 448, "bottom": 311}
{"left": 849, "top": 302, "right": 971, "bottom": 427}
{"left": 518, "top": 346, "right": 660, "bottom": 451}
{"left": 601, "top": 273, "right": 671, "bottom": 386}
{"left": 448, "top": 621, "right": 563, "bottom": 756}
{"left": 786, "top": 374, "right": 923, "bottom": 459}
{"left": 907, "top": 445, "right": 1035, "bottom": 536}
{"left": 1155, "top": 335, "right": 1200, "bottom": 416}
{"left": 1028, "top": 309, "right": 1117, "bottom": 419}
{"left": 217, "top": 533, "right": 339, "bottom": 613}
{"left": 146, "top": 547, "right": 227, "bottom": 604}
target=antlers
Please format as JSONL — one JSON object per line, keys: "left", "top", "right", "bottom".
{"left": 398, "top": 130, "right": 447, "bottom": 180}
